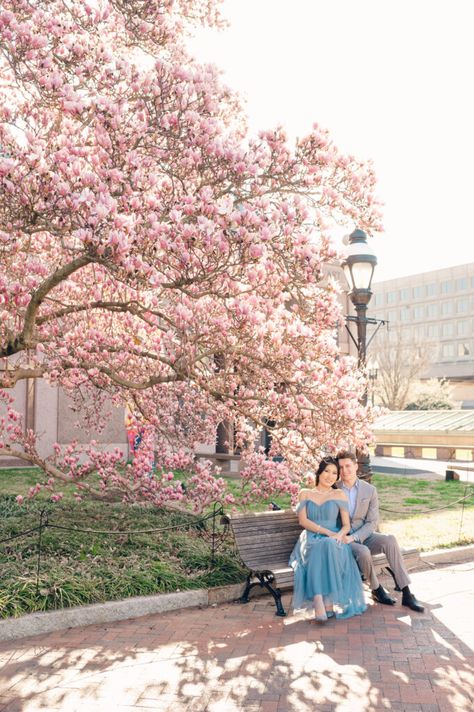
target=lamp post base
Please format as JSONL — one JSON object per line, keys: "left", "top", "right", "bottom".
{"left": 356, "top": 450, "right": 372, "bottom": 483}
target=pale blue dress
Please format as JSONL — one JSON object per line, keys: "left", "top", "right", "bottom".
{"left": 289, "top": 498, "right": 367, "bottom": 619}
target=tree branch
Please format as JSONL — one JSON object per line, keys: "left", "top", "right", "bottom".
{"left": 1, "top": 254, "right": 93, "bottom": 358}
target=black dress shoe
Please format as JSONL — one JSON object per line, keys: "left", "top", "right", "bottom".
{"left": 372, "top": 585, "right": 396, "bottom": 605}
{"left": 402, "top": 592, "right": 425, "bottom": 613}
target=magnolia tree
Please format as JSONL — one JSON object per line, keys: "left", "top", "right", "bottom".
{"left": 0, "top": 0, "right": 382, "bottom": 510}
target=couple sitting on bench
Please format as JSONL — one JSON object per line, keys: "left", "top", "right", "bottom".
{"left": 290, "top": 450, "right": 424, "bottom": 623}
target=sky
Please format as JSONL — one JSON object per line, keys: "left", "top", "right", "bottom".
{"left": 187, "top": 0, "right": 473, "bottom": 282}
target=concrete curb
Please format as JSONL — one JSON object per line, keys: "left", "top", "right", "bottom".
{"left": 0, "top": 584, "right": 244, "bottom": 642}
{"left": 419, "top": 543, "right": 474, "bottom": 567}
{"left": 1, "top": 545, "right": 473, "bottom": 643}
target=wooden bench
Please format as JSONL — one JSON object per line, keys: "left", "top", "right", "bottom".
{"left": 226, "top": 509, "right": 420, "bottom": 617}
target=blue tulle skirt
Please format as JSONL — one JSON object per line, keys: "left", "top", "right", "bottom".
{"left": 289, "top": 499, "right": 367, "bottom": 619}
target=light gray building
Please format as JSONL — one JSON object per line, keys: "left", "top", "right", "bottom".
{"left": 371, "top": 262, "right": 474, "bottom": 407}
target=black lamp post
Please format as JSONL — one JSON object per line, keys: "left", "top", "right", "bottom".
{"left": 342, "top": 228, "right": 377, "bottom": 481}
{"left": 367, "top": 358, "right": 379, "bottom": 406}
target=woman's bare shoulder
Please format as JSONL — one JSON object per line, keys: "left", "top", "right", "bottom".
{"left": 333, "top": 489, "right": 348, "bottom": 500}
{"left": 298, "top": 488, "right": 313, "bottom": 500}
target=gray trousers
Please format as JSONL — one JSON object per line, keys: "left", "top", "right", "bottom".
{"left": 349, "top": 533, "right": 411, "bottom": 590}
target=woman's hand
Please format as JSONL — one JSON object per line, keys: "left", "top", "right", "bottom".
{"left": 331, "top": 530, "right": 345, "bottom": 545}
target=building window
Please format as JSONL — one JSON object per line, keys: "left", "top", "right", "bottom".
{"left": 426, "top": 303, "right": 438, "bottom": 318}
{"left": 426, "top": 324, "right": 438, "bottom": 338}
{"left": 440, "top": 280, "right": 454, "bottom": 294}
{"left": 399, "top": 288, "right": 410, "bottom": 302}
{"left": 457, "top": 298, "right": 469, "bottom": 313}
{"left": 391, "top": 447, "right": 405, "bottom": 457}
{"left": 413, "top": 285, "right": 424, "bottom": 299}
{"left": 455, "top": 449, "right": 472, "bottom": 461}
{"left": 441, "top": 343, "right": 455, "bottom": 359}
{"left": 413, "top": 306, "right": 424, "bottom": 320}
{"left": 457, "top": 319, "right": 470, "bottom": 336}
{"left": 387, "top": 291, "right": 397, "bottom": 304}
{"left": 457, "top": 342, "right": 471, "bottom": 357}
{"left": 440, "top": 301, "right": 453, "bottom": 316}
{"left": 441, "top": 323, "right": 454, "bottom": 337}
{"left": 374, "top": 293, "right": 383, "bottom": 306}
{"left": 413, "top": 325, "right": 425, "bottom": 338}
{"left": 387, "top": 309, "right": 397, "bottom": 324}
{"left": 399, "top": 307, "right": 410, "bottom": 322}
{"left": 421, "top": 448, "right": 437, "bottom": 459}
{"left": 456, "top": 277, "right": 468, "bottom": 290}
{"left": 426, "top": 283, "right": 437, "bottom": 297}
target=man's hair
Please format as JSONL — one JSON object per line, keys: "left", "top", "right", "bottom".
{"left": 336, "top": 449, "right": 357, "bottom": 464}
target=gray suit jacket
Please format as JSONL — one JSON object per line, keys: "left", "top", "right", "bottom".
{"left": 337, "top": 479, "right": 379, "bottom": 543}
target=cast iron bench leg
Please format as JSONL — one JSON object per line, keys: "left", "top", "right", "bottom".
{"left": 260, "top": 577, "right": 286, "bottom": 616}
{"left": 239, "top": 574, "right": 257, "bottom": 603}
{"left": 239, "top": 571, "right": 286, "bottom": 616}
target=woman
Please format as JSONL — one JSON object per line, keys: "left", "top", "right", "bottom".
{"left": 289, "top": 457, "right": 367, "bottom": 622}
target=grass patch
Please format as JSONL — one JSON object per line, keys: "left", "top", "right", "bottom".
{"left": 224, "top": 477, "right": 291, "bottom": 512}
{"left": 0, "top": 468, "right": 48, "bottom": 496}
{"left": 403, "top": 497, "right": 430, "bottom": 505}
{"left": 372, "top": 473, "right": 474, "bottom": 551}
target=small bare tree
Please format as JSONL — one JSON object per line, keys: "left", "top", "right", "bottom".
{"left": 372, "top": 328, "right": 434, "bottom": 410}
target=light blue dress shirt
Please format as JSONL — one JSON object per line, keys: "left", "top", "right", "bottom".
{"left": 341, "top": 479, "right": 360, "bottom": 541}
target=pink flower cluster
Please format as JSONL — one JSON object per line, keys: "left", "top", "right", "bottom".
{"left": 0, "top": 1, "right": 381, "bottom": 509}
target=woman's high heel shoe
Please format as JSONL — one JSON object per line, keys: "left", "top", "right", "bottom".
{"left": 311, "top": 612, "right": 328, "bottom": 624}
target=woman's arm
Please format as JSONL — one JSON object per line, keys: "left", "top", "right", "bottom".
{"left": 331, "top": 495, "right": 351, "bottom": 543}
{"left": 339, "top": 504, "right": 351, "bottom": 534}
{"left": 333, "top": 507, "right": 351, "bottom": 542}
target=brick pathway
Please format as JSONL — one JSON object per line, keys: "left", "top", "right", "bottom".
{"left": 0, "top": 563, "right": 473, "bottom": 711}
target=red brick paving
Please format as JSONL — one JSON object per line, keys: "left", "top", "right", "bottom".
{"left": 0, "top": 563, "right": 472, "bottom": 711}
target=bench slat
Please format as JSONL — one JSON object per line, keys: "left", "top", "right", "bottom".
{"left": 234, "top": 534, "right": 300, "bottom": 545}
{"left": 231, "top": 523, "right": 300, "bottom": 536}
{"left": 234, "top": 527, "right": 303, "bottom": 546}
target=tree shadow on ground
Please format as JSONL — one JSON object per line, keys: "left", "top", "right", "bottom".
{"left": 0, "top": 570, "right": 472, "bottom": 711}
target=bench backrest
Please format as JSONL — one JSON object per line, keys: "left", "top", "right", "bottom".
{"left": 229, "top": 509, "right": 301, "bottom": 570}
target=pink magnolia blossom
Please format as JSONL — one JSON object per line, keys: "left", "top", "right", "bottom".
{"left": 0, "top": 0, "right": 382, "bottom": 510}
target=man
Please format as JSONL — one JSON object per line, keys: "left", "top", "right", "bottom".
{"left": 336, "top": 450, "right": 424, "bottom": 613}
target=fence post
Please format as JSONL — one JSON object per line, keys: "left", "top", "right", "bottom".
{"left": 210, "top": 502, "right": 218, "bottom": 567}
{"left": 35, "top": 508, "right": 48, "bottom": 596}
{"left": 457, "top": 485, "right": 469, "bottom": 541}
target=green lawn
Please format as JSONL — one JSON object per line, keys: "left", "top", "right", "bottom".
{"left": 373, "top": 474, "right": 474, "bottom": 551}
{"left": 0, "top": 467, "right": 472, "bottom": 618}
